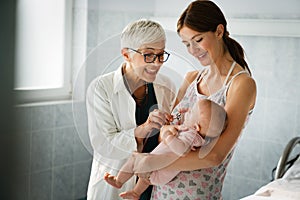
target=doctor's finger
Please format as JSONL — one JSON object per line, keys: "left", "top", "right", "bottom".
{"left": 149, "top": 115, "right": 166, "bottom": 127}
{"left": 149, "top": 111, "right": 167, "bottom": 124}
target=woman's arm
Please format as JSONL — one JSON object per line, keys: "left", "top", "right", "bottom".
{"left": 161, "top": 74, "right": 257, "bottom": 171}
{"left": 157, "top": 70, "right": 199, "bottom": 143}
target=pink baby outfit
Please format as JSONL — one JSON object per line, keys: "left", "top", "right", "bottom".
{"left": 149, "top": 127, "right": 205, "bottom": 185}
{"left": 151, "top": 62, "right": 252, "bottom": 200}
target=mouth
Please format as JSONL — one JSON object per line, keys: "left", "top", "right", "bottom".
{"left": 145, "top": 68, "right": 158, "bottom": 75}
{"left": 198, "top": 52, "right": 207, "bottom": 58}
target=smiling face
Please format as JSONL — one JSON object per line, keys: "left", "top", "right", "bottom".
{"left": 120, "top": 19, "right": 167, "bottom": 83}
{"left": 179, "top": 25, "right": 224, "bottom": 67}
{"left": 123, "top": 41, "right": 166, "bottom": 83}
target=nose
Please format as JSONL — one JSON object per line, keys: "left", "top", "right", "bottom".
{"left": 189, "top": 42, "right": 200, "bottom": 56}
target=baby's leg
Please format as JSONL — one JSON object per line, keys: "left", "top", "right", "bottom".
{"left": 119, "top": 178, "right": 150, "bottom": 199}
{"left": 104, "top": 154, "right": 136, "bottom": 188}
{"left": 133, "top": 151, "right": 179, "bottom": 174}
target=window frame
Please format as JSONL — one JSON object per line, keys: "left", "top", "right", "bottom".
{"left": 15, "top": 0, "right": 73, "bottom": 104}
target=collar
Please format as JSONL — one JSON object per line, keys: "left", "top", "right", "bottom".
{"left": 113, "top": 63, "right": 127, "bottom": 94}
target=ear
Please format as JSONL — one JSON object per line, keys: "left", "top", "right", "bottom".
{"left": 215, "top": 24, "right": 224, "bottom": 39}
{"left": 194, "top": 123, "right": 205, "bottom": 138}
{"left": 121, "top": 48, "right": 131, "bottom": 62}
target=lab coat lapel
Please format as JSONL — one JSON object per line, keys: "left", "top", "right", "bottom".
{"left": 113, "top": 65, "right": 136, "bottom": 129}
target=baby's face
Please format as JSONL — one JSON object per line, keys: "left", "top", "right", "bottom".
{"left": 183, "top": 103, "right": 209, "bottom": 136}
{"left": 184, "top": 106, "right": 200, "bottom": 129}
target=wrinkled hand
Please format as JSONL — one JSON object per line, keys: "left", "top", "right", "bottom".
{"left": 135, "top": 109, "right": 172, "bottom": 140}
{"left": 147, "top": 109, "right": 172, "bottom": 128}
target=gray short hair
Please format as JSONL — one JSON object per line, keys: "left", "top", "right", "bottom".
{"left": 120, "top": 19, "right": 166, "bottom": 49}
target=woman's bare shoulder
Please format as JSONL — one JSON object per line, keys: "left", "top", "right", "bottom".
{"left": 185, "top": 70, "right": 199, "bottom": 83}
{"left": 231, "top": 73, "right": 256, "bottom": 92}
{"left": 227, "top": 73, "right": 257, "bottom": 110}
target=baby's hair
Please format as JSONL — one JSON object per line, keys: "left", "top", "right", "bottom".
{"left": 121, "top": 19, "right": 166, "bottom": 49}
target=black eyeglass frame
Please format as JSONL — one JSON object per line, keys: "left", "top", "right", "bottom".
{"left": 128, "top": 48, "right": 170, "bottom": 63}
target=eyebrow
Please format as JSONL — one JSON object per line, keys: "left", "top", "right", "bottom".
{"left": 182, "top": 33, "right": 203, "bottom": 43}
{"left": 142, "top": 47, "right": 165, "bottom": 50}
{"left": 139, "top": 47, "right": 166, "bottom": 52}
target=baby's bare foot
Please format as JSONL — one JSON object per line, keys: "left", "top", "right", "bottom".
{"left": 103, "top": 172, "right": 122, "bottom": 189}
{"left": 119, "top": 190, "right": 140, "bottom": 200}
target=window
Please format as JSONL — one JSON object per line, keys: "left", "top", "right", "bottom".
{"left": 15, "top": 0, "right": 72, "bottom": 103}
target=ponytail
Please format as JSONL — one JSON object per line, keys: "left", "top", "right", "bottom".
{"left": 223, "top": 31, "right": 251, "bottom": 76}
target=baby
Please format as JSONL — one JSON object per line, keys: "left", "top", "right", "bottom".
{"left": 104, "top": 99, "right": 227, "bottom": 199}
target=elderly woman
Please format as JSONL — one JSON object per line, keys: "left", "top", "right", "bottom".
{"left": 86, "top": 19, "right": 176, "bottom": 200}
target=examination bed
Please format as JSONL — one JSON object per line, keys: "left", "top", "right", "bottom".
{"left": 241, "top": 137, "right": 300, "bottom": 200}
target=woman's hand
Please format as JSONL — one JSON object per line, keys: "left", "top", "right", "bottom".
{"left": 135, "top": 109, "right": 172, "bottom": 147}
{"left": 148, "top": 109, "right": 173, "bottom": 127}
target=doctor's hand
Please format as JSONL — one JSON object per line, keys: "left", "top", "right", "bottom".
{"left": 135, "top": 109, "right": 171, "bottom": 141}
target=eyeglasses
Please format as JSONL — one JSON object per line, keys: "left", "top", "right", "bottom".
{"left": 128, "top": 48, "right": 170, "bottom": 63}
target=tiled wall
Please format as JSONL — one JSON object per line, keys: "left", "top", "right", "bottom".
{"left": 222, "top": 36, "right": 300, "bottom": 199}
{"left": 13, "top": 1, "right": 92, "bottom": 200}
{"left": 14, "top": 102, "right": 92, "bottom": 200}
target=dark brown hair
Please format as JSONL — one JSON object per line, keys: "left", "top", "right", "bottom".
{"left": 177, "top": 0, "right": 251, "bottom": 75}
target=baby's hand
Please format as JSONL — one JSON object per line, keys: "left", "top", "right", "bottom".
{"left": 178, "top": 125, "right": 189, "bottom": 132}
{"left": 160, "top": 125, "right": 180, "bottom": 141}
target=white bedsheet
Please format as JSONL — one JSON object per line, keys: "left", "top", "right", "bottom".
{"left": 240, "top": 157, "right": 300, "bottom": 200}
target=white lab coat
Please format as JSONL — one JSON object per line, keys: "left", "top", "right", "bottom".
{"left": 86, "top": 65, "right": 176, "bottom": 200}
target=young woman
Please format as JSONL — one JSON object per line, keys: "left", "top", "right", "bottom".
{"left": 149, "top": 1, "right": 257, "bottom": 199}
